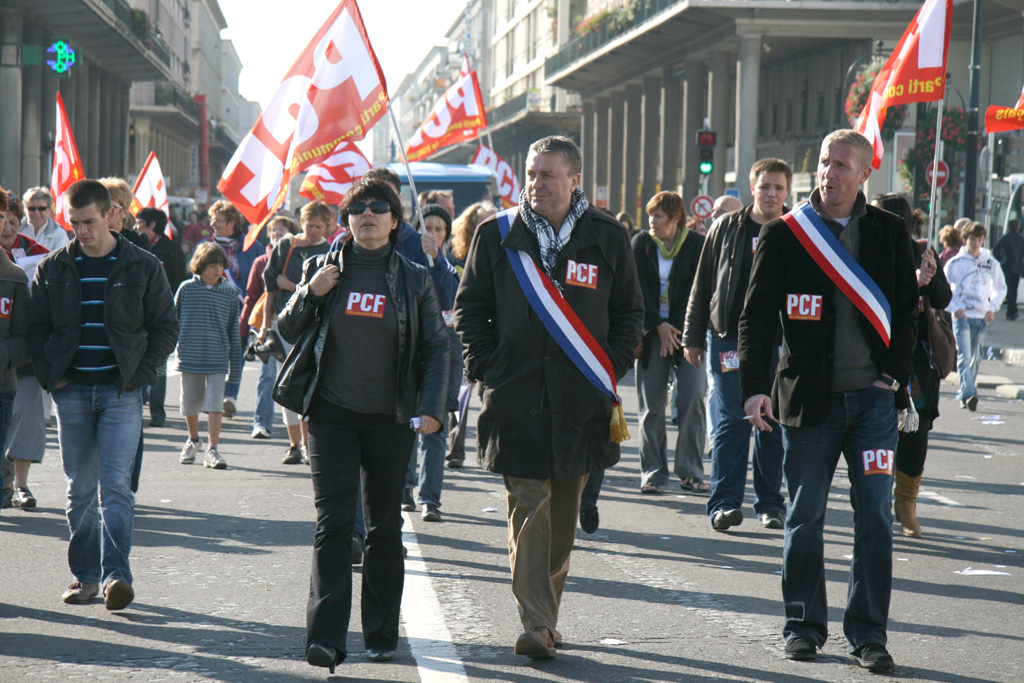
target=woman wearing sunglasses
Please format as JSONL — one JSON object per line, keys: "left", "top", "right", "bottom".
{"left": 277, "top": 178, "right": 449, "bottom": 673}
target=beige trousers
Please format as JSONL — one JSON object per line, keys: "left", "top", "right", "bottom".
{"left": 503, "top": 474, "right": 588, "bottom": 632}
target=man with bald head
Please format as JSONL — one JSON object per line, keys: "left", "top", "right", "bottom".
{"left": 710, "top": 195, "right": 743, "bottom": 221}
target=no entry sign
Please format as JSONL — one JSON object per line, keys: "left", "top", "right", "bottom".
{"left": 926, "top": 160, "right": 949, "bottom": 188}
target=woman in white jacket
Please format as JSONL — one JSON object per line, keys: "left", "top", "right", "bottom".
{"left": 944, "top": 221, "right": 1007, "bottom": 411}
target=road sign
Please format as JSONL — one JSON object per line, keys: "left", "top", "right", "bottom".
{"left": 691, "top": 194, "right": 714, "bottom": 219}
{"left": 926, "top": 160, "right": 949, "bottom": 188}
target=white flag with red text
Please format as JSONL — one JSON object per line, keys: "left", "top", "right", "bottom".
{"left": 472, "top": 144, "right": 520, "bottom": 209}
{"left": 854, "top": 0, "right": 952, "bottom": 168}
{"left": 299, "top": 141, "right": 371, "bottom": 204}
{"left": 218, "top": 0, "right": 388, "bottom": 248}
{"left": 130, "top": 151, "right": 169, "bottom": 217}
{"left": 51, "top": 92, "right": 85, "bottom": 231}
{"left": 405, "top": 70, "right": 487, "bottom": 162}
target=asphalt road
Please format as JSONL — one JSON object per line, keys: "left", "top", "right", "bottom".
{"left": 1, "top": 351, "right": 1021, "bottom": 682}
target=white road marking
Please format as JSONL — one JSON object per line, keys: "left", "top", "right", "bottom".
{"left": 401, "top": 512, "right": 470, "bottom": 683}
{"left": 918, "top": 491, "right": 965, "bottom": 507}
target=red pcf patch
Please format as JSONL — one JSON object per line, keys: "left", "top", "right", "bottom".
{"left": 0, "top": 296, "right": 12, "bottom": 320}
{"left": 565, "top": 259, "right": 598, "bottom": 290}
{"left": 862, "top": 448, "right": 894, "bottom": 475}
{"left": 345, "top": 292, "right": 386, "bottom": 318}
{"left": 786, "top": 294, "right": 822, "bottom": 321}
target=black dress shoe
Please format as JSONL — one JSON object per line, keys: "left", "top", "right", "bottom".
{"left": 306, "top": 643, "right": 339, "bottom": 673}
{"left": 580, "top": 507, "right": 599, "bottom": 533}
{"left": 785, "top": 636, "right": 817, "bottom": 661}
{"left": 852, "top": 643, "right": 894, "bottom": 671}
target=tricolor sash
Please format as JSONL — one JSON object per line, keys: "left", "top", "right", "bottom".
{"left": 782, "top": 202, "right": 892, "bottom": 347}
{"left": 496, "top": 208, "right": 628, "bottom": 442}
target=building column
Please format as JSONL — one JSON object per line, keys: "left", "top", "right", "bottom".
{"left": 594, "top": 95, "right": 610, "bottom": 209}
{"left": 735, "top": 31, "right": 762, "bottom": 204}
{"left": 1, "top": 9, "right": 25, "bottom": 192}
{"left": 624, "top": 82, "right": 642, "bottom": 225}
{"left": 74, "top": 60, "right": 91, "bottom": 173}
{"left": 709, "top": 50, "right": 732, "bottom": 198}
{"left": 21, "top": 24, "right": 43, "bottom": 189}
{"left": 120, "top": 85, "right": 131, "bottom": 173}
{"left": 608, "top": 90, "right": 625, "bottom": 214}
{"left": 581, "top": 98, "right": 596, "bottom": 202}
{"left": 683, "top": 58, "right": 707, "bottom": 207}
{"left": 88, "top": 67, "right": 102, "bottom": 177}
{"left": 641, "top": 77, "right": 661, "bottom": 207}
{"left": 42, "top": 78, "right": 59, "bottom": 185}
{"left": 99, "top": 75, "right": 113, "bottom": 175}
{"left": 661, "top": 67, "right": 682, "bottom": 195}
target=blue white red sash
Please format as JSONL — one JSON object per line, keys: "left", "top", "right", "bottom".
{"left": 782, "top": 201, "right": 891, "bottom": 346}
{"left": 496, "top": 208, "right": 620, "bottom": 405}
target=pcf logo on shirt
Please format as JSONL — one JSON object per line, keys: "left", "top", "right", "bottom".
{"left": 565, "top": 259, "right": 598, "bottom": 289}
{"left": 0, "top": 296, "right": 12, "bottom": 320}
{"left": 346, "top": 292, "right": 386, "bottom": 318}
{"left": 786, "top": 294, "right": 822, "bottom": 321}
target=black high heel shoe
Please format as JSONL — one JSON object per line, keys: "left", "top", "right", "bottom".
{"left": 306, "top": 643, "right": 339, "bottom": 674}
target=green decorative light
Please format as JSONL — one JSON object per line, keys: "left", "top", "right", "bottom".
{"left": 46, "top": 40, "right": 77, "bottom": 75}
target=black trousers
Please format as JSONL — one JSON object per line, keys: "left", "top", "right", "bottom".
{"left": 1004, "top": 272, "right": 1019, "bottom": 318}
{"left": 306, "top": 405, "right": 415, "bottom": 659}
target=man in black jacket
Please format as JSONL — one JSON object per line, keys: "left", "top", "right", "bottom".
{"left": 684, "top": 158, "right": 791, "bottom": 532}
{"left": 992, "top": 219, "right": 1023, "bottom": 320}
{"left": 455, "top": 136, "right": 643, "bottom": 659}
{"left": 29, "top": 180, "right": 178, "bottom": 612}
{"left": 738, "top": 130, "right": 918, "bottom": 671}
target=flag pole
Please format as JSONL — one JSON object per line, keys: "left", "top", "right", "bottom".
{"left": 388, "top": 102, "right": 433, "bottom": 266}
{"left": 927, "top": 96, "right": 945, "bottom": 249}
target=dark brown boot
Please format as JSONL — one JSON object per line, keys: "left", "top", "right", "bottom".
{"left": 894, "top": 471, "right": 923, "bottom": 537}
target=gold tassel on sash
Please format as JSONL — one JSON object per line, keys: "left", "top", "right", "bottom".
{"left": 609, "top": 402, "right": 630, "bottom": 443}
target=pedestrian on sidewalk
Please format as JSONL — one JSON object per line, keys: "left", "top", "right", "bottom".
{"left": 944, "top": 221, "right": 1007, "bottom": 411}
{"left": 174, "top": 242, "right": 242, "bottom": 470}
{"left": 455, "top": 136, "right": 643, "bottom": 659}
{"left": 992, "top": 219, "right": 1023, "bottom": 321}
{"left": 277, "top": 179, "right": 448, "bottom": 673}
{"left": 30, "top": 179, "right": 178, "bottom": 611}
{"left": 740, "top": 130, "right": 919, "bottom": 671}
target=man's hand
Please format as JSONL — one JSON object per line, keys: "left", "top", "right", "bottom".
{"left": 984, "top": 310, "right": 995, "bottom": 323}
{"left": 656, "top": 322, "right": 682, "bottom": 357}
{"left": 744, "top": 394, "right": 776, "bottom": 432}
{"left": 421, "top": 232, "right": 439, "bottom": 260}
{"left": 415, "top": 414, "right": 441, "bottom": 434}
{"left": 954, "top": 309, "right": 966, "bottom": 319}
{"left": 683, "top": 346, "right": 704, "bottom": 367}
{"left": 309, "top": 264, "right": 340, "bottom": 297}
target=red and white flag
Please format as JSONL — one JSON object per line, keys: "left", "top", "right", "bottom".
{"left": 405, "top": 70, "right": 487, "bottom": 162}
{"left": 51, "top": 92, "right": 85, "bottom": 230}
{"left": 854, "top": 0, "right": 953, "bottom": 168}
{"left": 459, "top": 54, "right": 471, "bottom": 78}
{"left": 299, "top": 141, "right": 371, "bottom": 204}
{"left": 130, "top": 151, "right": 170, "bottom": 217}
{"left": 472, "top": 144, "right": 520, "bottom": 209}
{"left": 217, "top": 0, "right": 388, "bottom": 249}
{"left": 985, "top": 81, "right": 1024, "bottom": 134}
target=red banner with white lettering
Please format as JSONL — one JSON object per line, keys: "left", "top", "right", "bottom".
{"left": 299, "top": 141, "right": 371, "bottom": 204}
{"left": 471, "top": 144, "right": 520, "bottom": 209}
{"left": 130, "top": 151, "right": 170, "bottom": 217}
{"left": 855, "top": 0, "right": 952, "bottom": 168}
{"left": 405, "top": 70, "right": 487, "bottom": 162}
{"left": 51, "top": 92, "right": 85, "bottom": 231}
{"left": 985, "top": 82, "right": 1024, "bottom": 134}
{"left": 217, "top": 0, "right": 388, "bottom": 249}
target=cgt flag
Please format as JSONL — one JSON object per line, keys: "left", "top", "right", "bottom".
{"left": 405, "top": 69, "right": 487, "bottom": 162}
{"left": 985, "top": 81, "right": 1024, "bottom": 134}
{"left": 51, "top": 92, "right": 85, "bottom": 231}
{"left": 299, "top": 141, "right": 371, "bottom": 204}
{"left": 130, "top": 151, "right": 170, "bottom": 217}
{"left": 855, "top": 0, "right": 952, "bottom": 169}
{"left": 472, "top": 144, "right": 520, "bottom": 209}
{"left": 218, "top": 0, "right": 388, "bottom": 249}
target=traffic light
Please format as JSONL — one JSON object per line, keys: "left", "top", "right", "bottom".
{"left": 697, "top": 129, "right": 716, "bottom": 175}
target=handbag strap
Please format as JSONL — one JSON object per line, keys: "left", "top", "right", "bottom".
{"left": 281, "top": 237, "right": 297, "bottom": 273}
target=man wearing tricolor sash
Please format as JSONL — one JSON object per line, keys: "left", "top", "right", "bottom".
{"left": 455, "top": 136, "right": 643, "bottom": 659}
{"left": 738, "top": 130, "right": 918, "bottom": 671}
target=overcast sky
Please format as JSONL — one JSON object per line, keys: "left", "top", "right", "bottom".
{"left": 219, "top": 0, "right": 471, "bottom": 110}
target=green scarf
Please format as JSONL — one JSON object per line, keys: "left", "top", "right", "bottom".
{"left": 650, "top": 227, "right": 688, "bottom": 305}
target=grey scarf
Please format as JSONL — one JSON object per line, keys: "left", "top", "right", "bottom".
{"left": 518, "top": 186, "right": 589, "bottom": 277}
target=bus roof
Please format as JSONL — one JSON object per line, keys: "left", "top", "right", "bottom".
{"left": 385, "top": 162, "right": 495, "bottom": 184}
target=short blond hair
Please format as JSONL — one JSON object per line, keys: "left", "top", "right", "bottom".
{"left": 98, "top": 177, "right": 135, "bottom": 229}
{"left": 822, "top": 130, "right": 873, "bottom": 169}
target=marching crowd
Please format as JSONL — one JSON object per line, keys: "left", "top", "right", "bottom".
{"left": 0, "top": 128, "right": 1016, "bottom": 675}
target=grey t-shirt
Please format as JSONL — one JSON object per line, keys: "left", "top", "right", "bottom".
{"left": 314, "top": 243, "right": 399, "bottom": 415}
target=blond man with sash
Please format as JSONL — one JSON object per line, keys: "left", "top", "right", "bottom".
{"left": 738, "top": 130, "right": 918, "bottom": 671}
{"left": 454, "top": 136, "right": 643, "bottom": 659}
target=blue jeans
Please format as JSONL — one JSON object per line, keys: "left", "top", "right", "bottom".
{"left": 415, "top": 430, "right": 446, "bottom": 507}
{"left": 707, "top": 337, "right": 785, "bottom": 520}
{"left": 953, "top": 316, "right": 987, "bottom": 400}
{"left": 780, "top": 386, "right": 897, "bottom": 652}
{"left": 53, "top": 383, "right": 142, "bottom": 586}
{"left": 253, "top": 356, "right": 277, "bottom": 432}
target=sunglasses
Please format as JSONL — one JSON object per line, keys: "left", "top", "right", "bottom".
{"left": 348, "top": 201, "right": 391, "bottom": 215}
{"left": 27, "top": 206, "right": 48, "bottom": 212}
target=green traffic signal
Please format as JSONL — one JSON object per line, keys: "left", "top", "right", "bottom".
{"left": 699, "top": 160, "right": 713, "bottom": 174}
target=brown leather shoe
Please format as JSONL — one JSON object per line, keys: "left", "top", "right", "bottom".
{"left": 103, "top": 579, "right": 135, "bottom": 611}
{"left": 514, "top": 626, "right": 556, "bottom": 658}
{"left": 61, "top": 581, "right": 99, "bottom": 604}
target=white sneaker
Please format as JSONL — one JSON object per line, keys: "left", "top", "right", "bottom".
{"left": 251, "top": 425, "right": 271, "bottom": 439}
{"left": 180, "top": 438, "right": 202, "bottom": 464}
{"left": 204, "top": 447, "right": 227, "bottom": 470}
{"left": 222, "top": 397, "right": 236, "bottom": 418}
{"left": 300, "top": 445, "right": 310, "bottom": 465}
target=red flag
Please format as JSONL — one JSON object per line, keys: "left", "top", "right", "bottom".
{"left": 472, "top": 144, "right": 520, "bottom": 209}
{"left": 854, "top": 0, "right": 953, "bottom": 168}
{"left": 51, "top": 92, "right": 85, "bottom": 230}
{"left": 985, "top": 81, "right": 1024, "bottom": 134}
{"left": 405, "top": 70, "right": 487, "bottom": 162}
{"left": 299, "top": 142, "right": 371, "bottom": 204}
{"left": 459, "top": 54, "right": 470, "bottom": 78}
{"left": 130, "top": 151, "right": 170, "bottom": 217}
{"left": 218, "top": 0, "right": 388, "bottom": 249}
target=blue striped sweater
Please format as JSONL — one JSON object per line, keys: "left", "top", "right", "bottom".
{"left": 174, "top": 275, "right": 242, "bottom": 382}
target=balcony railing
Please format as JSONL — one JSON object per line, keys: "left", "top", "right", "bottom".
{"left": 488, "top": 92, "right": 530, "bottom": 126}
{"left": 131, "top": 81, "right": 197, "bottom": 120}
{"left": 93, "top": 0, "right": 172, "bottom": 68}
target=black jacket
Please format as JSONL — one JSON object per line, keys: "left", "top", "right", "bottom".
{"left": 0, "top": 250, "right": 31, "bottom": 393}
{"left": 632, "top": 228, "right": 704, "bottom": 368}
{"left": 993, "top": 230, "right": 1024, "bottom": 278}
{"left": 454, "top": 208, "right": 644, "bottom": 480}
{"left": 277, "top": 242, "right": 449, "bottom": 424}
{"left": 146, "top": 232, "right": 187, "bottom": 294}
{"left": 29, "top": 233, "right": 179, "bottom": 392}
{"left": 738, "top": 199, "right": 919, "bottom": 427}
